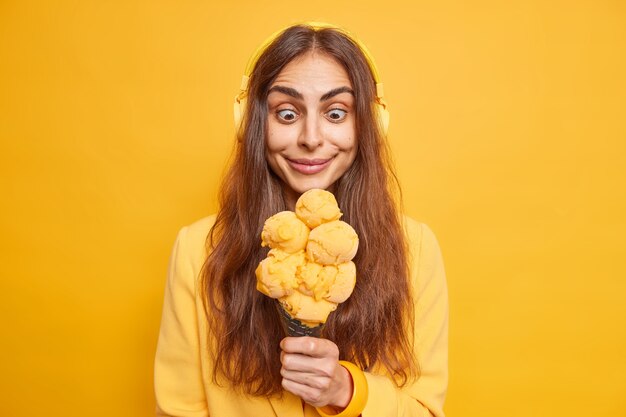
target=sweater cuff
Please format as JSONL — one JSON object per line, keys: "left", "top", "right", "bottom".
{"left": 361, "top": 373, "right": 398, "bottom": 417}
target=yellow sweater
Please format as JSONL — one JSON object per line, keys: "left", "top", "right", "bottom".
{"left": 154, "top": 215, "right": 448, "bottom": 417}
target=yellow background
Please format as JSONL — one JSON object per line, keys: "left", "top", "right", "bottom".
{"left": 1, "top": 0, "right": 624, "bottom": 415}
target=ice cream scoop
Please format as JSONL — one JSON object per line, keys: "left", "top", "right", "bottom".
{"left": 279, "top": 290, "right": 338, "bottom": 326}
{"left": 325, "top": 261, "right": 357, "bottom": 303}
{"left": 295, "top": 189, "right": 342, "bottom": 229}
{"left": 297, "top": 261, "right": 334, "bottom": 301}
{"left": 296, "top": 261, "right": 356, "bottom": 303}
{"left": 306, "top": 220, "right": 359, "bottom": 265}
{"left": 255, "top": 249, "right": 305, "bottom": 299}
{"left": 261, "top": 211, "right": 309, "bottom": 253}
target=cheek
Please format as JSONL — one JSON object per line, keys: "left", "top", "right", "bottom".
{"left": 324, "top": 122, "right": 356, "bottom": 148}
{"left": 345, "top": 146, "right": 358, "bottom": 169}
{"left": 266, "top": 122, "right": 298, "bottom": 151}
{"left": 331, "top": 132, "right": 357, "bottom": 151}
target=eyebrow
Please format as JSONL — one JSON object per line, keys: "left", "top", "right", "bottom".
{"left": 320, "top": 86, "right": 354, "bottom": 101}
{"left": 268, "top": 85, "right": 303, "bottom": 100}
{"left": 268, "top": 85, "right": 354, "bottom": 102}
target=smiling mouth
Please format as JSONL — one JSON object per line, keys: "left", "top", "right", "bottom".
{"left": 286, "top": 157, "right": 333, "bottom": 175}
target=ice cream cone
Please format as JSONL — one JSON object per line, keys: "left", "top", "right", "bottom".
{"left": 257, "top": 190, "right": 358, "bottom": 338}
{"left": 276, "top": 301, "right": 324, "bottom": 337}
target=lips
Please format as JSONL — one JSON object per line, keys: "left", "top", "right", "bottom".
{"left": 286, "top": 157, "right": 333, "bottom": 175}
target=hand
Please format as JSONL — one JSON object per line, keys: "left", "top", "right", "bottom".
{"left": 280, "top": 336, "right": 353, "bottom": 409}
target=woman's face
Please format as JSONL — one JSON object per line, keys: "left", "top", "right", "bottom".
{"left": 265, "top": 51, "right": 357, "bottom": 208}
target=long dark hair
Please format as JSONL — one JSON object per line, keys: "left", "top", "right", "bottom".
{"left": 200, "top": 24, "right": 417, "bottom": 396}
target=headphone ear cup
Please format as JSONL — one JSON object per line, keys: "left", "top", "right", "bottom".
{"left": 377, "top": 103, "right": 390, "bottom": 136}
{"left": 233, "top": 96, "right": 247, "bottom": 133}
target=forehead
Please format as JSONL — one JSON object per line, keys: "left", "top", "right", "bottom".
{"left": 271, "top": 51, "right": 352, "bottom": 90}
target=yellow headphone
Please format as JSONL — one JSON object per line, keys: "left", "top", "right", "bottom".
{"left": 233, "top": 22, "right": 390, "bottom": 136}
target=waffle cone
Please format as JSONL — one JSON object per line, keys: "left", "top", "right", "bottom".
{"left": 276, "top": 301, "right": 324, "bottom": 337}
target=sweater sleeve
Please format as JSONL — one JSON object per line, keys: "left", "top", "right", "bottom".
{"left": 154, "top": 226, "right": 209, "bottom": 417}
{"left": 361, "top": 222, "right": 449, "bottom": 417}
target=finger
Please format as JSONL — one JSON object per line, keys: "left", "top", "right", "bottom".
{"left": 281, "top": 378, "right": 328, "bottom": 407}
{"left": 280, "top": 368, "right": 333, "bottom": 390}
{"left": 281, "top": 353, "right": 335, "bottom": 377}
{"left": 280, "top": 336, "right": 339, "bottom": 358}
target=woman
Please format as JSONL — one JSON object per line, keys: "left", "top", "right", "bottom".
{"left": 155, "top": 23, "right": 448, "bottom": 417}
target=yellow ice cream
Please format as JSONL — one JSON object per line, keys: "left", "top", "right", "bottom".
{"left": 325, "top": 261, "right": 357, "bottom": 303}
{"left": 306, "top": 220, "right": 359, "bottom": 265}
{"left": 256, "top": 190, "right": 359, "bottom": 329}
{"left": 296, "top": 261, "right": 355, "bottom": 303}
{"left": 295, "top": 189, "right": 342, "bottom": 229}
{"left": 261, "top": 211, "right": 309, "bottom": 253}
{"left": 279, "top": 291, "right": 338, "bottom": 326}
{"left": 255, "top": 249, "right": 305, "bottom": 299}
{"left": 297, "top": 261, "right": 335, "bottom": 301}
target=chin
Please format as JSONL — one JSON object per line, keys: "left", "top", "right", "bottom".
{"left": 292, "top": 177, "right": 336, "bottom": 194}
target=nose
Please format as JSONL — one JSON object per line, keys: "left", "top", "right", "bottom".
{"left": 297, "top": 114, "right": 323, "bottom": 150}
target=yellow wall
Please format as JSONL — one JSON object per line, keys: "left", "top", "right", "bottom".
{"left": 1, "top": 1, "right": 624, "bottom": 415}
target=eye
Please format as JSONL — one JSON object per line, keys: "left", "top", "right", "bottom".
{"left": 326, "top": 108, "right": 348, "bottom": 122}
{"left": 276, "top": 109, "right": 298, "bottom": 123}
